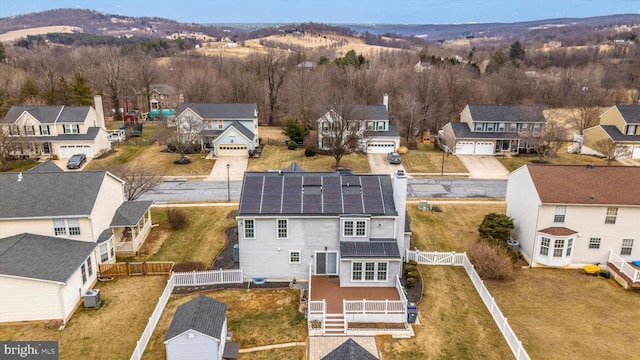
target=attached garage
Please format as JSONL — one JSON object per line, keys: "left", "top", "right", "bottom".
{"left": 217, "top": 144, "right": 248, "bottom": 156}
{"left": 474, "top": 142, "right": 494, "bottom": 155}
{"left": 366, "top": 141, "right": 396, "bottom": 153}
{"left": 455, "top": 141, "right": 474, "bottom": 155}
{"left": 58, "top": 144, "right": 93, "bottom": 159}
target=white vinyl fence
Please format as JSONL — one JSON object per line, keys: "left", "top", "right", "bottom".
{"left": 407, "top": 250, "right": 530, "bottom": 360}
{"left": 130, "top": 268, "right": 243, "bottom": 360}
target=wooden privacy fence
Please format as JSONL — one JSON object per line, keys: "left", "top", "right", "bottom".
{"left": 98, "top": 261, "right": 175, "bottom": 276}
{"left": 407, "top": 250, "right": 531, "bottom": 360}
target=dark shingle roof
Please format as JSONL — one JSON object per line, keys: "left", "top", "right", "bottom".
{"left": 365, "top": 124, "right": 400, "bottom": 137}
{"left": 341, "top": 241, "right": 401, "bottom": 258}
{"left": 616, "top": 105, "right": 640, "bottom": 124}
{"left": 284, "top": 161, "right": 305, "bottom": 172}
{"left": 1, "top": 105, "right": 91, "bottom": 124}
{"left": 110, "top": 201, "right": 153, "bottom": 227}
{"left": 238, "top": 172, "right": 397, "bottom": 216}
{"left": 600, "top": 125, "right": 640, "bottom": 142}
{"left": 525, "top": 164, "right": 640, "bottom": 205}
{"left": 467, "top": 104, "right": 546, "bottom": 123}
{"left": 0, "top": 171, "right": 112, "bottom": 219}
{"left": 8, "top": 127, "right": 103, "bottom": 143}
{"left": 150, "top": 83, "right": 177, "bottom": 95}
{"left": 321, "top": 339, "right": 378, "bottom": 360}
{"left": 320, "top": 105, "right": 388, "bottom": 121}
{"left": 97, "top": 229, "right": 114, "bottom": 244}
{"left": 165, "top": 296, "right": 227, "bottom": 342}
{"left": 0, "top": 233, "right": 97, "bottom": 283}
{"left": 27, "top": 160, "right": 64, "bottom": 173}
{"left": 448, "top": 122, "right": 522, "bottom": 140}
{"left": 224, "top": 121, "right": 254, "bottom": 140}
{"left": 176, "top": 103, "right": 257, "bottom": 119}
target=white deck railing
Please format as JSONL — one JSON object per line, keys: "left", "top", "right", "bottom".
{"left": 130, "top": 268, "right": 243, "bottom": 360}
{"left": 408, "top": 250, "right": 530, "bottom": 360}
{"left": 608, "top": 250, "right": 640, "bottom": 282}
{"left": 344, "top": 299, "right": 406, "bottom": 313}
{"left": 173, "top": 268, "right": 243, "bottom": 286}
{"left": 396, "top": 275, "right": 408, "bottom": 303}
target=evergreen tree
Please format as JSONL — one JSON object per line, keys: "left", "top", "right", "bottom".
{"left": 509, "top": 41, "right": 526, "bottom": 61}
{"left": 18, "top": 78, "right": 40, "bottom": 104}
{"left": 71, "top": 72, "right": 94, "bottom": 105}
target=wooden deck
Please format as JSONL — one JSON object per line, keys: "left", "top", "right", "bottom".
{"left": 310, "top": 276, "right": 401, "bottom": 313}
{"left": 607, "top": 262, "right": 640, "bottom": 290}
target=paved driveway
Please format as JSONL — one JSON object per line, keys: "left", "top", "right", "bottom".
{"left": 207, "top": 155, "right": 248, "bottom": 181}
{"left": 367, "top": 154, "right": 404, "bottom": 176}
{"left": 457, "top": 155, "right": 509, "bottom": 179}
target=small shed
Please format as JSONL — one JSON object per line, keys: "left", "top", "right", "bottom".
{"left": 164, "top": 296, "right": 237, "bottom": 360}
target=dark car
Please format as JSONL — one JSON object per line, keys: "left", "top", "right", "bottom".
{"left": 66, "top": 154, "right": 87, "bottom": 169}
{"left": 387, "top": 151, "right": 402, "bottom": 164}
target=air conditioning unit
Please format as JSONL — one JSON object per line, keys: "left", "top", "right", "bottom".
{"left": 84, "top": 289, "right": 101, "bottom": 308}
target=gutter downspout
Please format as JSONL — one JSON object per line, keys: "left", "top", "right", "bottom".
{"left": 530, "top": 204, "right": 541, "bottom": 268}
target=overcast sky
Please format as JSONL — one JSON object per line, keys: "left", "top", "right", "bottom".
{"left": 1, "top": 0, "right": 639, "bottom": 24}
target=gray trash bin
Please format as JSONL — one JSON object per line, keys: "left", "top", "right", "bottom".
{"left": 233, "top": 244, "right": 240, "bottom": 263}
{"left": 407, "top": 302, "right": 418, "bottom": 324}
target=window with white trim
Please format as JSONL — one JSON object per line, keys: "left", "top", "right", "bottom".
{"left": 344, "top": 221, "right": 354, "bottom": 236}
{"left": 343, "top": 219, "right": 367, "bottom": 238}
{"left": 626, "top": 125, "right": 637, "bottom": 135}
{"left": 100, "top": 243, "right": 109, "bottom": 262}
{"left": 218, "top": 120, "right": 224, "bottom": 129}
{"left": 289, "top": 250, "right": 301, "bottom": 263}
{"left": 553, "top": 239, "right": 565, "bottom": 257}
{"left": 621, "top": 239, "right": 634, "bottom": 256}
{"left": 110, "top": 242, "right": 114, "bottom": 257}
{"left": 68, "top": 218, "right": 81, "bottom": 235}
{"left": 81, "top": 264, "right": 87, "bottom": 284}
{"left": 63, "top": 124, "right": 79, "bottom": 134}
{"left": 356, "top": 221, "right": 366, "bottom": 236}
{"left": 589, "top": 238, "right": 601, "bottom": 249}
{"left": 351, "top": 261, "right": 388, "bottom": 282}
{"left": 277, "top": 219, "right": 288, "bottom": 239}
{"left": 244, "top": 219, "right": 255, "bottom": 239}
{"left": 540, "top": 237, "right": 550, "bottom": 256}
{"left": 605, "top": 207, "right": 618, "bottom": 224}
{"left": 566, "top": 238, "right": 574, "bottom": 256}
{"left": 53, "top": 219, "right": 66, "bottom": 236}
{"left": 87, "top": 258, "right": 93, "bottom": 276}
{"left": 40, "top": 125, "right": 50, "bottom": 135}
{"left": 554, "top": 206, "right": 566, "bottom": 223}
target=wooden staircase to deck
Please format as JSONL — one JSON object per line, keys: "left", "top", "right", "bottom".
{"left": 324, "top": 313, "right": 346, "bottom": 335}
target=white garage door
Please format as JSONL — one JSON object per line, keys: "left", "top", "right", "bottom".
{"left": 456, "top": 141, "right": 474, "bottom": 155}
{"left": 218, "top": 144, "right": 248, "bottom": 156}
{"left": 58, "top": 145, "right": 93, "bottom": 159}
{"left": 367, "top": 142, "right": 396, "bottom": 153}
{"left": 633, "top": 145, "right": 640, "bottom": 159}
{"left": 475, "top": 142, "right": 494, "bottom": 155}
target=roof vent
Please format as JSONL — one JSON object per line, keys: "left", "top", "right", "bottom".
{"left": 17, "top": 172, "right": 22, "bottom": 182}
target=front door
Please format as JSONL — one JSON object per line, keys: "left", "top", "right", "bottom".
{"left": 316, "top": 252, "right": 338, "bottom": 275}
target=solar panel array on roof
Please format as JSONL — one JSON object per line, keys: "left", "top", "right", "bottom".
{"left": 282, "top": 176, "right": 302, "bottom": 214}
{"left": 240, "top": 176, "right": 263, "bottom": 213}
{"left": 361, "top": 176, "right": 385, "bottom": 214}
{"left": 261, "top": 176, "right": 284, "bottom": 213}
{"left": 323, "top": 177, "right": 343, "bottom": 214}
{"left": 342, "top": 176, "right": 364, "bottom": 213}
{"left": 303, "top": 176, "right": 322, "bottom": 186}
{"left": 340, "top": 241, "right": 401, "bottom": 258}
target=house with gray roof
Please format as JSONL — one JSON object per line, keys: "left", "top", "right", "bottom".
{"left": 164, "top": 296, "right": 238, "bottom": 360}
{"left": 0, "top": 233, "right": 99, "bottom": 323}
{"left": 317, "top": 94, "right": 400, "bottom": 154}
{"left": 0, "top": 96, "right": 111, "bottom": 159}
{"left": 440, "top": 104, "right": 547, "bottom": 155}
{"left": 174, "top": 103, "right": 258, "bottom": 157}
{"left": 237, "top": 165, "right": 412, "bottom": 335}
{"left": 582, "top": 105, "right": 640, "bottom": 159}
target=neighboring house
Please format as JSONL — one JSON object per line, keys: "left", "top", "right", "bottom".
{"left": 440, "top": 104, "right": 547, "bottom": 155}
{"left": 317, "top": 94, "right": 400, "bottom": 154}
{"left": 136, "top": 83, "right": 180, "bottom": 119}
{"left": 506, "top": 164, "right": 640, "bottom": 269}
{"left": 174, "top": 103, "right": 259, "bottom": 157}
{"left": 413, "top": 60, "right": 430, "bottom": 73}
{"left": 0, "top": 233, "right": 99, "bottom": 324}
{"left": 164, "top": 296, "right": 238, "bottom": 360}
{"left": 237, "top": 165, "right": 412, "bottom": 335}
{"left": 0, "top": 162, "right": 153, "bottom": 257}
{"left": 582, "top": 105, "right": 640, "bottom": 159}
{"left": 0, "top": 96, "right": 111, "bottom": 159}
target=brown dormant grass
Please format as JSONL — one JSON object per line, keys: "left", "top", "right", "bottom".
{"left": 248, "top": 144, "right": 371, "bottom": 173}
{"left": 401, "top": 143, "right": 468, "bottom": 174}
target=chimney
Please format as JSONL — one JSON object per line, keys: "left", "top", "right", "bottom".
{"left": 178, "top": 94, "right": 185, "bottom": 103}
{"left": 94, "top": 95, "right": 106, "bottom": 130}
{"left": 393, "top": 169, "right": 408, "bottom": 257}
{"left": 383, "top": 93, "right": 389, "bottom": 111}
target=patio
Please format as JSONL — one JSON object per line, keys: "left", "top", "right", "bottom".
{"left": 309, "top": 276, "right": 401, "bottom": 313}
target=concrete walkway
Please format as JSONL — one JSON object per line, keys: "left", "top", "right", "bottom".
{"left": 307, "top": 336, "right": 380, "bottom": 360}
{"left": 457, "top": 155, "right": 509, "bottom": 179}
{"left": 206, "top": 155, "right": 248, "bottom": 181}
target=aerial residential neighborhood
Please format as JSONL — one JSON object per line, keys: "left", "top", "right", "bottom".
{"left": 1, "top": 3, "right": 640, "bottom": 360}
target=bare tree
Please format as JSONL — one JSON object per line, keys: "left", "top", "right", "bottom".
{"left": 108, "top": 160, "right": 164, "bottom": 201}
{"left": 593, "top": 138, "right": 631, "bottom": 165}
{"left": 248, "top": 50, "right": 294, "bottom": 126}
{"left": 174, "top": 111, "right": 203, "bottom": 157}
{"left": 318, "top": 104, "right": 368, "bottom": 167}
{"left": 519, "top": 120, "right": 569, "bottom": 161}
{"left": 571, "top": 105, "right": 601, "bottom": 134}
{"left": 127, "top": 48, "right": 160, "bottom": 113}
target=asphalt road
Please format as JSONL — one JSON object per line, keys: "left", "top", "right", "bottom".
{"left": 140, "top": 178, "right": 507, "bottom": 202}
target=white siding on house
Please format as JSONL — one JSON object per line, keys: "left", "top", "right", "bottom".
{"left": 338, "top": 260, "right": 402, "bottom": 287}
{"left": 0, "top": 217, "right": 93, "bottom": 242}
{"left": 165, "top": 331, "right": 221, "bottom": 360}
{"left": 90, "top": 174, "right": 125, "bottom": 241}
{"left": 0, "top": 277, "right": 62, "bottom": 323}
{"left": 506, "top": 166, "right": 542, "bottom": 264}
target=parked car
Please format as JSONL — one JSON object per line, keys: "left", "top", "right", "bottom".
{"left": 387, "top": 152, "right": 402, "bottom": 164}
{"left": 66, "top": 154, "right": 87, "bottom": 169}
